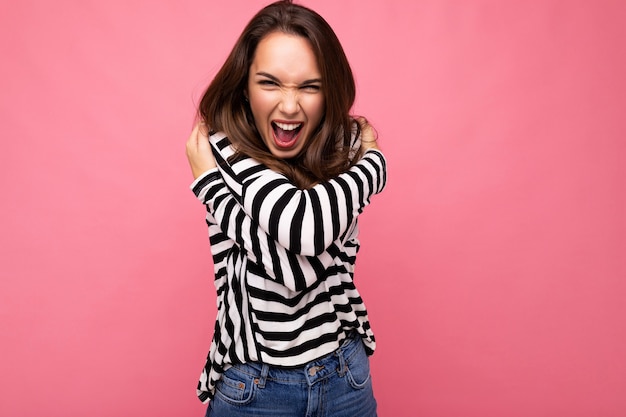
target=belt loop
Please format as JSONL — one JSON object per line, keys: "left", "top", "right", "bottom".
{"left": 337, "top": 343, "right": 347, "bottom": 377}
{"left": 257, "top": 363, "right": 270, "bottom": 389}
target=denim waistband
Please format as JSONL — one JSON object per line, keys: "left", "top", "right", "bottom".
{"left": 229, "top": 331, "right": 364, "bottom": 387}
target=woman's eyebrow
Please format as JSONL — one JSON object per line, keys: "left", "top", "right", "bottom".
{"left": 255, "top": 71, "right": 321, "bottom": 85}
{"left": 300, "top": 78, "right": 322, "bottom": 85}
{"left": 255, "top": 71, "right": 280, "bottom": 81}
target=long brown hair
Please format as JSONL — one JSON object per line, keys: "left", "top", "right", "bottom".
{"left": 198, "top": 0, "right": 364, "bottom": 189}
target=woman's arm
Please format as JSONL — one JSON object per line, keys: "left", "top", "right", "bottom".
{"left": 191, "top": 169, "right": 343, "bottom": 292}
{"left": 239, "top": 150, "right": 386, "bottom": 256}
{"left": 188, "top": 127, "right": 343, "bottom": 291}
{"left": 208, "top": 126, "right": 387, "bottom": 257}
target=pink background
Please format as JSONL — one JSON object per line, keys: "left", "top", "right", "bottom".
{"left": 2, "top": 1, "right": 625, "bottom": 416}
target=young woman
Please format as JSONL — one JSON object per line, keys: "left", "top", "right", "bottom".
{"left": 186, "top": 1, "right": 387, "bottom": 415}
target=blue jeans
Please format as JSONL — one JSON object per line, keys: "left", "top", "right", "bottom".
{"left": 205, "top": 333, "right": 377, "bottom": 417}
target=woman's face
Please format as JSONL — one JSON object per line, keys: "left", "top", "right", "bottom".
{"left": 247, "top": 31, "right": 325, "bottom": 159}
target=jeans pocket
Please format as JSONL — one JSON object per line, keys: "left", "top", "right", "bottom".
{"left": 214, "top": 368, "right": 256, "bottom": 405}
{"left": 345, "top": 348, "right": 372, "bottom": 390}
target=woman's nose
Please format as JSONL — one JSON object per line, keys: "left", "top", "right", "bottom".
{"left": 279, "top": 90, "right": 299, "bottom": 115}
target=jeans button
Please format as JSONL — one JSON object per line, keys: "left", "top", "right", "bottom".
{"left": 308, "top": 365, "right": 324, "bottom": 376}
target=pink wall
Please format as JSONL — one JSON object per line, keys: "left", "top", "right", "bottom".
{"left": 2, "top": 1, "right": 625, "bottom": 416}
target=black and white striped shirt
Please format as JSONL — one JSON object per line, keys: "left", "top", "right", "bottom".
{"left": 191, "top": 131, "right": 387, "bottom": 402}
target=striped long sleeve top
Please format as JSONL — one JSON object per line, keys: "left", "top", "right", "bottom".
{"left": 191, "top": 131, "right": 387, "bottom": 402}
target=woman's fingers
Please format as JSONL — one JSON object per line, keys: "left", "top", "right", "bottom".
{"left": 186, "top": 121, "right": 217, "bottom": 179}
{"left": 356, "top": 117, "right": 379, "bottom": 150}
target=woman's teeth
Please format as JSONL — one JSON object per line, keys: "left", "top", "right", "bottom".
{"left": 274, "top": 122, "right": 302, "bottom": 131}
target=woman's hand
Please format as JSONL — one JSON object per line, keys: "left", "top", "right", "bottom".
{"left": 186, "top": 121, "right": 217, "bottom": 179}
{"left": 356, "top": 117, "right": 379, "bottom": 151}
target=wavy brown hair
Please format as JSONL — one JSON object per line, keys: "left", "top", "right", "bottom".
{"left": 198, "top": 0, "right": 364, "bottom": 189}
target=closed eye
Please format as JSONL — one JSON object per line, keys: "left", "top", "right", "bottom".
{"left": 300, "top": 84, "right": 321, "bottom": 92}
{"left": 258, "top": 79, "right": 279, "bottom": 87}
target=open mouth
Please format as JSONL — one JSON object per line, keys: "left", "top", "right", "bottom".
{"left": 272, "top": 121, "right": 303, "bottom": 148}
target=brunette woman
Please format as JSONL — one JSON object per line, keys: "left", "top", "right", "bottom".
{"left": 186, "top": 1, "right": 386, "bottom": 415}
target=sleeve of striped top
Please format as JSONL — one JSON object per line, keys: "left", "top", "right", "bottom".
{"left": 206, "top": 133, "right": 387, "bottom": 255}
{"left": 192, "top": 164, "right": 347, "bottom": 292}
{"left": 205, "top": 133, "right": 387, "bottom": 257}
{"left": 237, "top": 149, "right": 387, "bottom": 256}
